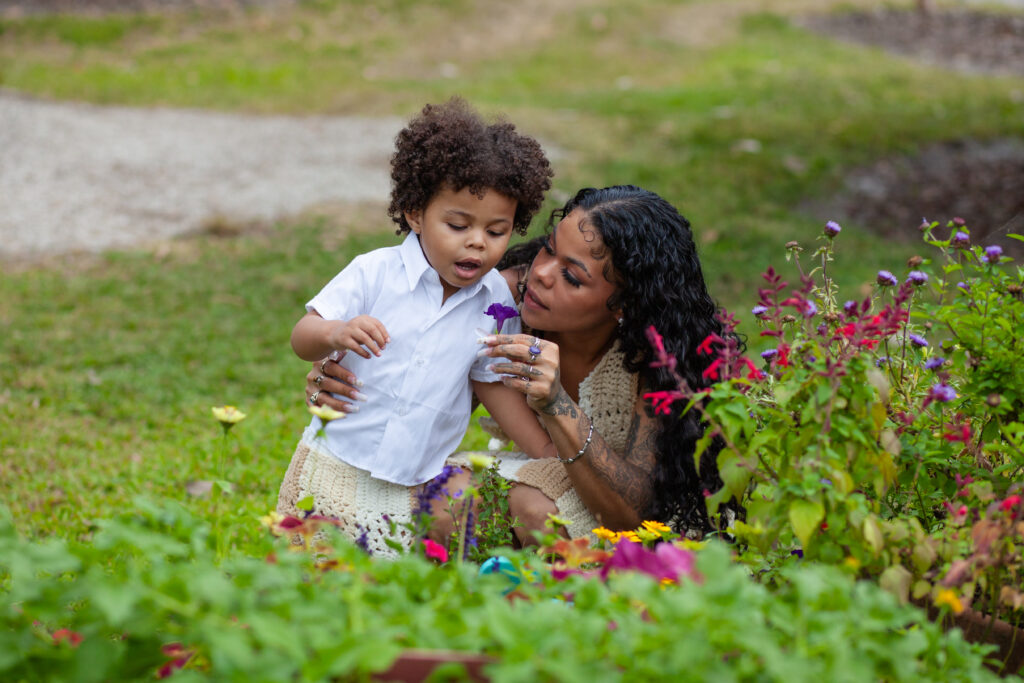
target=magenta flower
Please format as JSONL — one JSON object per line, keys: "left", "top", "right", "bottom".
{"left": 423, "top": 538, "right": 449, "bottom": 563}
{"left": 983, "top": 245, "right": 1003, "bottom": 264}
{"left": 485, "top": 303, "right": 519, "bottom": 333}
{"left": 876, "top": 270, "right": 898, "bottom": 287}
{"left": 824, "top": 220, "right": 842, "bottom": 237}
{"left": 600, "top": 539, "right": 697, "bottom": 584}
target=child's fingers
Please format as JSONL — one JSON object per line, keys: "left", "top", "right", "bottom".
{"left": 352, "top": 329, "right": 383, "bottom": 357}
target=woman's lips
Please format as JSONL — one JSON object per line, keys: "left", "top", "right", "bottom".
{"left": 524, "top": 287, "right": 549, "bottom": 310}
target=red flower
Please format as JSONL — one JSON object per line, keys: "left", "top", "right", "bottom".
{"left": 277, "top": 516, "right": 304, "bottom": 529}
{"left": 1000, "top": 495, "right": 1022, "bottom": 512}
{"left": 644, "top": 390, "right": 683, "bottom": 416}
{"left": 696, "top": 334, "right": 720, "bottom": 356}
{"left": 423, "top": 538, "right": 449, "bottom": 563}
{"left": 702, "top": 358, "right": 723, "bottom": 380}
{"left": 52, "top": 629, "right": 83, "bottom": 647}
{"left": 740, "top": 357, "right": 763, "bottom": 380}
{"left": 942, "top": 423, "right": 972, "bottom": 443}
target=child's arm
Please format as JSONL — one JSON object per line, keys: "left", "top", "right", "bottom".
{"left": 291, "top": 311, "right": 390, "bottom": 362}
{"left": 472, "top": 380, "right": 555, "bottom": 459}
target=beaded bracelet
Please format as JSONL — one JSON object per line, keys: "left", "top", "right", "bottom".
{"left": 558, "top": 418, "right": 594, "bottom": 465}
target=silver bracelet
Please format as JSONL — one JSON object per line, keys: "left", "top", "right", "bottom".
{"left": 558, "top": 418, "right": 594, "bottom": 465}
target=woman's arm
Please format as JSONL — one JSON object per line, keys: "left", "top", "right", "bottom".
{"left": 479, "top": 333, "right": 658, "bottom": 530}
{"left": 472, "top": 380, "right": 555, "bottom": 460}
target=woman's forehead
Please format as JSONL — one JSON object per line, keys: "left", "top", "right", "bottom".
{"left": 555, "top": 209, "right": 607, "bottom": 258}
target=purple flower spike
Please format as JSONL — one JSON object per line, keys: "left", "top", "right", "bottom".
{"left": 761, "top": 348, "right": 778, "bottom": 360}
{"left": 751, "top": 305, "right": 769, "bottom": 317}
{"left": 876, "top": 270, "right": 898, "bottom": 287}
{"left": 907, "top": 271, "right": 928, "bottom": 285}
{"left": 924, "top": 357, "right": 945, "bottom": 371}
{"left": 983, "top": 245, "right": 1003, "bottom": 264}
{"left": 952, "top": 231, "right": 970, "bottom": 248}
{"left": 824, "top": 220, "right": 842, "bottom": 237}
{"left": 485, "top": 303, "right": 519, "bottom": 333}
{"left": 908, "top": 333, "right": 928, "bottom": 348}
{"left": 929, "top": 383, "right": 957, "bottom": 403}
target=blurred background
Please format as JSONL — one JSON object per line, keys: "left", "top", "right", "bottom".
{"left": 1, "top": 0, "right": 1022, "bottom": 545}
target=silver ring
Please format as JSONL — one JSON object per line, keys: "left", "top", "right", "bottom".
{"left": 310, "top": 390, "right": 321, "bottom": 405}
{"left": 320, "top": 359, "right": 329, "bottom": 373}
{"left": 315, "top": 374, "right": 324, "bottom": 387}
{"left": 529, "top": 352, "right": 538, "bottom": 363}
{"left": 522, "top": 375, "right": 531, "bottom": 383}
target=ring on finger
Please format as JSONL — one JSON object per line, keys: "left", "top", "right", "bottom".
{"left": 528, "top": 337, "right": 542, "bottom": 363}
{"left": 315, "top": 374, "right": 324, "bottom": 387}
{"left": 320, "top": 359, "right": 330, "bottom": 373}
{"left": 310, "top": 390, "right": 321, "bottom": 405}
{"left": 530, "top": 367, "right": 542, "bottom": 376}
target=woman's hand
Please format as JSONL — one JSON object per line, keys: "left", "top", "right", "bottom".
{"left": 306, "top": 351, "right": 367, "bottom": 413}
{"left": 478, "top": 334, "right": 563, "bottom": 413}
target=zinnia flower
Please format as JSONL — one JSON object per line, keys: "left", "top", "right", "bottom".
{"left": 211, "top": 405, "right": 247, "bottom": 424}
{"left": 876, "top": 270, "right": 898, "bottom": 287}
{"left": 423, "top": 538, "right": 449, "bottom": 562}
{"left": 308, "top": 404, "right": 346, "bottom": 422}
{"left": 592, "top": 527, "right": 620, "bottom": 543}
{"left": 484, "top": 303, "right": 519, "bottom": 333}
{"left": 824, "top": 220, "right": 841, "bottom": 237}
{"left": 935, "top": 588, "right": 964, "bottom": 614}
{"left": 467, "top": 453, "right": 496, "bottom": 472}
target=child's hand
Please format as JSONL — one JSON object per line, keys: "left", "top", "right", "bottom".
{"left": 329, "top": 316, "right": 390, "bottom": 358}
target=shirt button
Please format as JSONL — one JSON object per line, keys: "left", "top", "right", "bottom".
{"left": 396, "top": 402, "right": 408, "bottom": 416}
{"left": 415, "top": 357, "right": 426, "bottom": 367}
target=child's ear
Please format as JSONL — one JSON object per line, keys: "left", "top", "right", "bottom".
{"left": 404, "top": 210, "right": 422, "bottom": 234}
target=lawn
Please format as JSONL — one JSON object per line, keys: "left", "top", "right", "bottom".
{"left": 2, "top": 0, "right": 1022, "bottom": 551}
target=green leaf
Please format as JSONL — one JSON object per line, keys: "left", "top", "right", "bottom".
{"left": 296, "top": 495, "right": 314, "bottom": 512}
{"left": 879, "top": 564, "right": 913, "bottom": 604}
{"left": 91, "top": 581, "right": 137, "bottom": 625}
{"left": 862, "top": 516, "right": 884, "bottom": 556}
{"left": 215, "top": 479, "right": 234, "bottom": 494}
{"left": 788, "top": 499, "right": 824, "bottom": 549}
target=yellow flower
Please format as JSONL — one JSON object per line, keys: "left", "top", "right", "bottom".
{"left": 211, "top": 405, "right": 247, "bottom": 424}
{"left": 843, "top": 556, "right": 861, "bottom": 571}
{"left": 619, "top": 530, "right": 642, "bottom": 544}
{"left": 592, "top": 527, "right": 619, "bottom": 543}
{"left": 259, "top": 511, "right": 284, "bottom": 528}
{"left": 308, "top": 404, "right": 347, "bottom": 422}
{"left": 642, "top": 520, "right": 672, "bottom": 535}
{"left": 467, "top": 453, "right": 496, "bottom": 472}
{"left": 935, "top": 588, "right": 964, "bottom": 615}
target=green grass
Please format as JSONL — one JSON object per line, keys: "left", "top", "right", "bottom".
{"left": 2, "top": 0, "right": 1023, "bottom": 549}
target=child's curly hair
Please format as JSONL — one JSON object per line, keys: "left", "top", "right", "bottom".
{"left": 387, "top": 97, "right": 553, "bottom": 235}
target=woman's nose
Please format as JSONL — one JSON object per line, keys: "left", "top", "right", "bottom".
{"left": 532, "top": 253, "right": 556, "bottom": 286}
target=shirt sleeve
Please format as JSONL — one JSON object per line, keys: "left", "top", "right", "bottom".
{"left": 469, "top": 286, "right": 522, "bottom": 383}
{"left": 306, "top": 254, "right": 371, "bottom": 321}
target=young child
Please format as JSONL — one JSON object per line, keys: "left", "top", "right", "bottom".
{"left": 276, "top": 98, "right": 555, "bottom": 555}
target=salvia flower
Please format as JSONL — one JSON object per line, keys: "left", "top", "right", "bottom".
{"left": 906, "top": 271, "right": 928, "bottom": 285}
{"left": 876, "top": 270, "right": 898, "bottom": 287}
{"left": 982, "top": 245, "right": 1003, "bottom": 264}
{"left": 951, "top": 231, "right": 970, "bottom": 247}
{"left": 908, "top": 333, "right": 928, "bottom": 348}
{"left": 824, "top": 220, "right": 842, "bottom": 237}
{"left": 484, "top": 303, "right": 519, "bottom": 333}
{"left": 924, "top": 356, "right": 945, "bottom": 370}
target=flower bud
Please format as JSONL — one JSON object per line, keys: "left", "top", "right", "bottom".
{"left": 907, "top": 255, "right": 923, "bottom": 268}
{"left": 918, "top": 218, "right": 930, "bottom": 232}
{"left": 983, "top": 245, "right": 1003, "bottom": 264}
{"left": 876, "top": 270, "right": 898, "bottom": 286}
{"left": 824, "top": 220, "right": 841, "bottom": 237}
{"left": 785, "top": 240, "right": 800, "bottom": 250}
{"left": 951, "top": 231, "right": 970, "bottom": 248}
{"left": 952, "top": 217, "right": 966, "bottom": 227}
{"left": 781, "top": 314, "right": 797, "bottom": 323}
{"left": 987, "top": 393, "right": 1002, "bottom": 407}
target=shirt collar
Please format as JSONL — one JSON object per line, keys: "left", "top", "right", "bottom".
{"left": 399, "top": 232, "right": 501, "bottom": 299}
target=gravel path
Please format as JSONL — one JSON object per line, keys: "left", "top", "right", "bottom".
{"left": 0, "top": 91, "right": 402, "bottom": 261}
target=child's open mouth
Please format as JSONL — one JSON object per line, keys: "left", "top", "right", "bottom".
{"left": 454, "top": 260, "right": 481, "bottom": 278}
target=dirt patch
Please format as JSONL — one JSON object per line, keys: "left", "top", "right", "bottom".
{"left": 0, "top": 0, "right": 290, "bottom": 16}
{"left": 802, "top": 138, "right": 1024, "bottom": 253}
{"left": 797, "top": 7, "right": 1024, "bottom": 77}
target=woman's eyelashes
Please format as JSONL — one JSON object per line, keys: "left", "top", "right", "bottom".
{"left": 542, "top": 237, "right": 582, "bottom": 287}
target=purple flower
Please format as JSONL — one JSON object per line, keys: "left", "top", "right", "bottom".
{"left": 924, "top": 357, "right": 945, "bottom": 370}
{"left": 485, "top": 303, "right": 519, "bottom": 333}
{"left": 876, "top": 356, "right": 890, "bottom": 367}
{"left": 761, "top": 348, "right": 778, "bottom": 360}
{"left": 952, "top": 231, "right": 970, "bottom": 248}
{"left": 906, "top": 271, "right": 928, "bottom": 285}
{"left": 983, "top": 245, "right": 1003, "bottom": 264}
{"left": 929, "top": 383, "right": 957, "bottom": 403}
{"left": 957, "top": 281, "right": 970, "bottom": 292}
{"left": 751, "top": 305, "right": 769, "bottom": 317}
{"left": 824, "top": 220, "right": 842, "bottom": 237}
{"left": 843, "top": 300, "right": 858, "bottom": 316}
{"left": 413, "top": 464, "right": 458, "bottom": 517}
{"left": 803, "top": 301, "right": 818, "bottom": 317}
{"left": 953, "top": 217, "right": 966, "bottom": 227}
{"left": 876, "top": 270, "right": 898, "bottom": 287}
{"left": 600, "top": 539, "right": 696, "bottom": 584}
{"left": 908, "top": 333, "right": 928, "bottom": 348}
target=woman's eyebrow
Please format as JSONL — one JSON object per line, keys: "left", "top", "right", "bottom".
{"left": 552, "top": 223, "right": 592, "bottom": 278}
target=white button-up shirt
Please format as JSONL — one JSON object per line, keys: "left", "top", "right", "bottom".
{"left": 302, "top": 232, "right": 520, "bottom": 485}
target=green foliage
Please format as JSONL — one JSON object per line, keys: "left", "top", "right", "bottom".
{"left": 0, "top": 501, "right": 1000, "bottom": 682}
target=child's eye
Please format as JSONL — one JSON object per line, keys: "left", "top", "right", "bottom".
{"left": 561, "top": 268, "right": 582, "bottom": 288}
{"left": 447, "top": 223, "right": 467, "bottom": 231}
{"left": 487, "top": 229, "right": 507, "bottom": 238}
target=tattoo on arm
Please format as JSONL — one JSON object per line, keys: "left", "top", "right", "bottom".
{"left": 589, "top": 408, "right": 658, "bottom": 513}
{"left": 539, "top": 386, "right": 578, "bottom": 418}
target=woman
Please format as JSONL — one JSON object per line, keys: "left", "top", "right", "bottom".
{"left": 303, "top": 185, "right": 730, "bottom": 542}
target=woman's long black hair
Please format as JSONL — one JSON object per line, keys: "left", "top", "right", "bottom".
{"left": 505, "top": 186, "right": 730, "bottom": 533}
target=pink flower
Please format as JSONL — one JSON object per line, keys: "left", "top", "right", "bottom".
{"left": 52, "top": 629, "right": 83, "bottom": 647}
{"left": 1000, "top": 495, "right": 1022, "bottom": 513}
{"left": 600, "top": 539, "right": 698, "bottom": 584}
{"left": 702, "top": 358, "right": 723, "bottom": 380}
{"left": 423, "top": 538, "right": 449, "bottom": 563}
{"left": 696, "top": 334, "right": 720, "bottom": 356}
